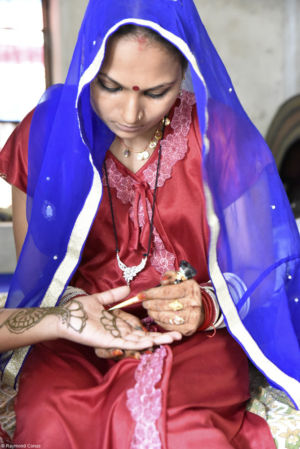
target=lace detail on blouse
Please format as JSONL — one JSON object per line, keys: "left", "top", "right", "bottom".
{"left": 129, "top": 197, "right": 175, "bottom": 274}
{"left": 103, "top": 159, "right": 135, "bottom": 204}
{"left": 103, "top": 159, "right": 176, "bottom": 274}
{"left": 126, "top": 346, "right": 167, "bottom": 449}
{"left": 151, "top": 230, "right": 176, "bottom": 274}
{"left": 143, "top": 90, "right": 196, "bottom": 189}
{"left": 102, "top": 90, "right": 195, "bottom": 274}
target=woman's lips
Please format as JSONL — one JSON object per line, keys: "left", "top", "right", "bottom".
{"left": 114, "top": 123, "right": 144, "bottom": 133}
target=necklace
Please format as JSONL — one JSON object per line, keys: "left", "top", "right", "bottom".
{"left": 121, "top": 125, "right": 163, "bottom": 161}
{"left": 104, "top": 120, "right": 166, "bottom": 285}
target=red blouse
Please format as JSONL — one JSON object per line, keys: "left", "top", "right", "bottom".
{"left": 0, "top": 91, "right": 209, "bottom": 299}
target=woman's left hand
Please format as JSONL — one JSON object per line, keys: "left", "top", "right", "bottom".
{"left": 142, "top": 279, "right": 204, "bottom": 336}
{"left": 95, "top": 309, "right": 161, "bottom": 359}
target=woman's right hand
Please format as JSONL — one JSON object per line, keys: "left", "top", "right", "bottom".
{"left": 56, "top": 286, "right": 182, "bottom": 355}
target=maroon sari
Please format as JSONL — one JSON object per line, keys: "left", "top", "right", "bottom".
{"left": 0, "top": 92, "right": 275, "bottom": 448}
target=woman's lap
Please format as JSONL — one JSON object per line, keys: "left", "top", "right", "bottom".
{"left": 166, "top": 330, "right": 275, "bottom": 449}
{"left": 13, "top": 331, "right": 275, "bottom": 448}
{"left": 14, "top": 339, "right": 136, "bottom": 447}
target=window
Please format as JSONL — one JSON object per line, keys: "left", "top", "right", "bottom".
{"left": 0, "top": 0, "right": 48, "bottom": 212}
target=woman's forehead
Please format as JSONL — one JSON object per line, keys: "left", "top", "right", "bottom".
{"left": 105, "top": 32, "right": 170, "bottom": 58}
{"left": 100, "top": 36, "right": 181, "bottom": 86}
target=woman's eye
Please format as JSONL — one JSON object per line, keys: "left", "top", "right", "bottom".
{"left": 145, "top": 89, "right": 169, "bottom": 99}
{"left": 97, "top": 78, "right": 122, "bottom": 93}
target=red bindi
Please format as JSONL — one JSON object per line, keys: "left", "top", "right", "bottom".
{"left": 132, "top": 86, "right": 140, "bottom": 91}
{"left": 137, "top": 35, "right": 148, "bottom": 50}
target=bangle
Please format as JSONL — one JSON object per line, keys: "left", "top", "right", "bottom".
{"left": 197, "top": 288, "right": 217, "bottom": 331}
{"left": 198, "top": 283, "right": 225, "bottom": 332}
{"left": 59, "top": 286, "right": 88, "bottom": 307}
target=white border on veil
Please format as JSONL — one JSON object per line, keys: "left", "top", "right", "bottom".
{"left": 4, "top": 18, "right": 299, "bottom": 406}
{"left": 76, "top": 18, "right": 300, "bottom": 407}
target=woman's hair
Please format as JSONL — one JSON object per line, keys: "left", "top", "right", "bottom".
{"left": 110, "top": 24, "right": 188, "bottom": 73}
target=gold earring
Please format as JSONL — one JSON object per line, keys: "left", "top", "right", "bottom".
{"left": 162, "top": 116, "right": 170, "bottom": 126}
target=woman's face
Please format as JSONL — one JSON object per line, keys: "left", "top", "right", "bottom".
{"left": 90, "top": 34, "right": 183, "bottom": 141}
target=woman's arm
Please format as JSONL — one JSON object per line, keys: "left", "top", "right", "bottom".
{"left": 0, "top": 306, "right": 59, "bottom": 351}
{"left": 12, "top": 185, "right": 28, "bottom": 259}
{"left": 3, "top": 187, "right": 181, "bottom": 354}
{"left": 0, "top": 287, "right": 181, "bottom": 353}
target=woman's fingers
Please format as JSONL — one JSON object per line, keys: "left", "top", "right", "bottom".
{"left": 140, "top": 280, "right": 203, "bottom": 336}
{"left": 147, "top": 304, "right": 203, "bottom": 336}
{"left": 151, "top": 331, "right": 182, "bottom": 344}
{"left": 160, "top": 270, "right": 178, "bottom": 285}
{"left": 143, "top": 279, "right": 200, "bottom": 300}
{"left": 117, "top": 329, "right": 182, "bottom": 346}
{"left": 148, "top": 308, "right": 199, "bottom": 326}
{"left": 95, "top": 347, "right": 156, "bottom": 360}
{"left": 143, "top": 297, "right": 200, "bottom": 312}
{"left": 94, "top": 286, "right": 131, "bottom": 306}
{"left": 94, "top": 327, "right": 182, "bottom": 359}
{"left": 95, "top": 347, "right": 124, "bottom": 359}
{"left": 100, "top": 331, "right": 180, "bottom": 351}
{"left": 112, "top": 309, "right": 145, "bottom": 331}
{"left": 143, "top": 280, "right": 201, "bottom": 311}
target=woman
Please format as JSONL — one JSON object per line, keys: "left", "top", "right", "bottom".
{"left": 0, "top": 0, "right": 299, "bottom": 447}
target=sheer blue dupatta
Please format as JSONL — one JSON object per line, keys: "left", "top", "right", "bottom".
{"left": 1, "top": 0, "right": 299, "bottom": 408}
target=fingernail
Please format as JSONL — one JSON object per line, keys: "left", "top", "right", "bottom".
{"left": 144, "top": 349, "right": 153, "bottom": 354}
{"left": 162, "top": 274, "right": 171, "bottom": 281}
{"left": 112, "top": 349, "right": 123, "bottom": 357}
{"left": 137, "top": 292, "right": 146, "bottom": 300}
{"left": 142, "top": 325, "right": 148, "bottom": 332}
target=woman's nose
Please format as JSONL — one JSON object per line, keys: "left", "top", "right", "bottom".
{"left": 122, "top": 94, "right": 143, "bottom": 124}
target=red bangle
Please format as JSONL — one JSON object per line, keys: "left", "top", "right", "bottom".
{"left": 197, "top": 289, "right": 216, "bottom": 331}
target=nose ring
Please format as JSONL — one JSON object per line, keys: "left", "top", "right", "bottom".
{"left": 138, "top": 111, "right": 143, "bottom": 121}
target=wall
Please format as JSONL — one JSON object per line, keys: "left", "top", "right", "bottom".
{"left": 0, "top": 223, "right": 16, "bottom": 273}
{"left": 50, "top": 0, "right": 300, "bottom": 136}
{"left": 49, "top": 0, "right": 88, "bottom": 83}
{"left": 196, "top": 0, "right": 300, "bottom": 135}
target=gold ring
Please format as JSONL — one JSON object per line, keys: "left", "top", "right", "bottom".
{"left": 169, "top": 300, "right": 184, "bottom": 312}
{"left": 169, "top": 316, "right": 185, "bottom": 325}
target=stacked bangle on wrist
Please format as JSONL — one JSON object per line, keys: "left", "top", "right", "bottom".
{"left": 59, "top": 286, "right": 88, "bottom": 307}
{"left": 198, "top": 283, "right": 225, "bottom": 332}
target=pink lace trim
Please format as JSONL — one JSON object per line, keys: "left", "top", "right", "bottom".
{"left": 126, "top": 346, "right": 167, "bottom": 449}
{"left": 143, "top": 90, "right": 196, "bottom": 189}
{"left": 151, "top": 230, "right": 175, "bottom": 274}
{"left": 129, "top": 197, "right": 175, "bottom": 274}
{"left": 103, "top": 158, "right": 135, "bottom": 204}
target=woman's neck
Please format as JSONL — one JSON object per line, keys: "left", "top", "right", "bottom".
{"left": 109, "top": 122, "right": 162, "bottom": 174}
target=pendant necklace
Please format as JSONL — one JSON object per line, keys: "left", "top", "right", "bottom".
{"left": 121, "top": 120, "right": 169, "bottom": 161}
{"left": 104, "top": 118, "right": 168, "bottom": 285}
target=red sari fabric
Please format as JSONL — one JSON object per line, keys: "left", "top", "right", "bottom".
{"left": 0, "top": 93, "right": 275, "bottom": 448}
{"left": 12, "top": 332, "right": 273, "bottom": 449}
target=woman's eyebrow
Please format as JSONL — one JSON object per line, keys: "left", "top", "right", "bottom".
{"left": 145, "top": 81, "right": 177, "bottom": 91}
{"left": 98, "top": 73, "right": 122, "bottom": 86}
{"left": 98, "top": 72, "right": 177, "bottom": 91}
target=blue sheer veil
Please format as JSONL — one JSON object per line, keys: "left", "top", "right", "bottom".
{"left": 1, "top": 0, "right": 300, "bottom": 407}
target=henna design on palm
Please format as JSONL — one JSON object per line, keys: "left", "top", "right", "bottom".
{"left": 99, "top": 310, "right": 122, "bottom": 338}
